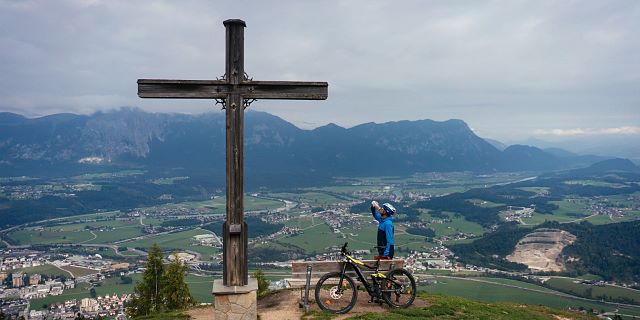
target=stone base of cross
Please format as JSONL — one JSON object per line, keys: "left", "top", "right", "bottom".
{"left": 212, "top": 278, "right": 258, "bottom": 319}
{"left": 137, "top": 18, "right": 327, "bottom": 318}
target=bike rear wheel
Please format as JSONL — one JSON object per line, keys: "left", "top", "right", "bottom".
{"left": 381, "top": 268, "right": 416, "bottom": 308}
{"left": 315, "top": 271, "right": 358, "bottom": 314}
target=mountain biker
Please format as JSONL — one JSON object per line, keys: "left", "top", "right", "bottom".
{"left": 370, "top": 201, "right": 396, "bottom": 260}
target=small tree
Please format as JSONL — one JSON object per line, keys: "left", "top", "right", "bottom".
{"left": 252, "top": 270, "right": 270, "bottom": 299}
{"left": 126, "top": 243, "right": 164, "bottom": 317}
{"left": 162, "top": 253, "right": 196, "bottom": 310}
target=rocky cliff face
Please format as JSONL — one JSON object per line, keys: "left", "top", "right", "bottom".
{"left": 0, "top": 108, "right": 587, "bottom": 177}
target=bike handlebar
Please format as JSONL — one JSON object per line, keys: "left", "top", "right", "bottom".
{"left": 341, "top": 242, "right": 348, "bottom": 255}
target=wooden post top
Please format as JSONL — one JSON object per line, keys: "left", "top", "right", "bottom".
{"left": 223, "top": 19, "right": 246, "bottom": 27}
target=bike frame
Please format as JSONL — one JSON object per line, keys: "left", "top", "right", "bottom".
{"left": 337, "top": 254, "right": 401, "bottom": 297}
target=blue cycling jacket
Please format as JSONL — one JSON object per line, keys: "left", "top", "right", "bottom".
{"left": 371, "top": 206, "right": 395, "bottom": 256}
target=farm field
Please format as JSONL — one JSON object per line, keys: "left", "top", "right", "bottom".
{"left": 551, "top": 200, "right": 591, "bottom": 217}
{"left": 8, "top": 228, "right": 94, "bottom": 245}
{"left": 14, "top": 264, "right": 72, "bottom": 278}
{"left": 86, "top": 226, "right": 146, "bottom": 244}
{"left": 546, "top": 277, "right": 640, "bottom": 304}
{"left": 185, "top": 274, "right": 214, "bottom": 303}
{"left": 59, "top": 265, "right": 100, "bottom": 278}
{"left": 265, "top": 192, "right": 347, "bottom": 207}
{"left": 522, "top": 212, "right": 578, "bottom": 225}
{"left": 421, "top": 276, "right": 640, "bottom": 317}
{"left": 276, "top": 222, "right": 335, "bottom": 253}
{"left": 177, "top": 195, "right": 283, "bottom": 213}
{"left": 124, "top": 228, "right": 218, "bottom": 258}
{"left": 427, "top": 213, "right": 486, "bottom": 238}
{"left": 28, "top": 272, "right": 217, "bottom": 310}
{"left": 54, "top": 219, "right": 135, "bottom": 231}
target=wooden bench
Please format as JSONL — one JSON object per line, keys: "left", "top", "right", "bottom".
{"left": 288, "top": 259, "right": 404, "bottom": 288}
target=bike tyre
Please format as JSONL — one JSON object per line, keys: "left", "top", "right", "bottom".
{"left": 314, "top": 271, "right": 358, "bottom": 314}
{"left": 382, "top": 268, "right": 417, "bottom": 308}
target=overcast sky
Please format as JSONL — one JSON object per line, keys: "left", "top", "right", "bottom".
{"left": 1, "top": 0, "right": 638, "bottom": 140}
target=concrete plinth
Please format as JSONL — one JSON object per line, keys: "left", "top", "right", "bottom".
{"left": 212, "top": 278, "right": 258, "bottom": 320}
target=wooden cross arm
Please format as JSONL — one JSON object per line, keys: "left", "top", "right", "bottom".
{"left": 138, "top": 79, "right": 228, "bottom": 99}
{"left": 138, "top": 79, "right": 328, "bottom": 100}
{"left": 243, "top": 81, "right": 328, "bottom": 100}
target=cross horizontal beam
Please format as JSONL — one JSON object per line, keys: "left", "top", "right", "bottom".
{"left": 137, "top": 79, "right": 328, "bottom": 100}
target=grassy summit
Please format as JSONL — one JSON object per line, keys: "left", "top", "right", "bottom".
{"left": 339, "top": 293, "right": 596, "bottom": 320}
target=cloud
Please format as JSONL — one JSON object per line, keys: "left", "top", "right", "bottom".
{"left": 533, "top": 126, "right": 640, "bottom": 136}
{"left": 0, "top": 0, "right": 639, "bottom": 140}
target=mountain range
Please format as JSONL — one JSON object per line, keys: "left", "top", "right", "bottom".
{"left": 0, "top": 109, "right": 610, "bottom": 178}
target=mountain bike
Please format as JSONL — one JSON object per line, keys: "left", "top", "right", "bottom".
{"left": 314, "top": 242, "right": 416, "bottom": 314}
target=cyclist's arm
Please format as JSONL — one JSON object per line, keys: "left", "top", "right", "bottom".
{"left": 371, "top": 206, "right": 382, "bottom": 223}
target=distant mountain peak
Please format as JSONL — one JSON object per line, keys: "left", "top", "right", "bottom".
{"left": 315, "top": 123, "right": 345, "bottom": 130}
{"left": 0, "top": 110, "right": 607, "bottom": 176}
{"left": 587, "top": 158, "right": 639, "bottom": 172}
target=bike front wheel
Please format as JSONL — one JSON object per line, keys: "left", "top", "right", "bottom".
{"left": 381, "top": 268, "right": 416, "bottom": 308}
{"left": 315, "top": 271, "right": 358, "bottom": 314}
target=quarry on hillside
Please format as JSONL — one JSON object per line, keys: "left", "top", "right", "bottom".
{"left": 506, "top": 228, "right": 577, "bottom": 272}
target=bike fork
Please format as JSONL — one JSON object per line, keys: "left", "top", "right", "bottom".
{"left": 338, "top": 263, "right": 347, "bottom": 293}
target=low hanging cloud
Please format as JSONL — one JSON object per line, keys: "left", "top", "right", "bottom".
{"left": 533, "top": 126, "right": 640, "bottom": 136}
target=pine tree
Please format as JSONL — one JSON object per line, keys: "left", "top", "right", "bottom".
{"left": 126, "top": 243, "right": 164, "bottom": 317}
{"left": 161, "top": 253, "right": 196, "bottom": 310}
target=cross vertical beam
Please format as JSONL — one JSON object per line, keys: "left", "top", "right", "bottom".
{"left": 223, "top": 20, "right": 247, "bottom": 286}
{"left": 136, "top": 18, "right": 328, "bottom": 289}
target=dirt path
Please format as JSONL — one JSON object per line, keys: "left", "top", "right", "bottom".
{"left": 257, "top": 288, "right": 429, "bottom": 320}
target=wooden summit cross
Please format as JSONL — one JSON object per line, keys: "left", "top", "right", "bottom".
{"left": 137, "top": 19, "right": 328, "bottom": 286}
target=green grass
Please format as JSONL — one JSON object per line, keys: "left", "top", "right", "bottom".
{"left": 44, "top": 211, "right": 121, "bottom": 224}
{"left": 476, "top": 278, "right": 559, "bottom": 293}
{"left": 576, "top": 274, "right": 604, "bottom": 281}
{"left": 70, "top": 170, "right": 145, "bottom": 181}
{"left": 185, "top": 274, "right": 214, "bottom": 303}
{"left": 284, "top": 215, "right": 318, "bottom": 229}
{"left": 584, "top": 214, "right": 615, "bottom": 225}
{"left": 13, "top": 264, "right": 72, "bottom": 278}
{"left": 427, "top": 213, "right": 486, "bottom": 238}
{"left": 551, "top": 200, "right": 591, "bottom": 217}
{"left": 8, "top": 217, "right": 145, "bottom": 245}
{"left": 55, "top": 219, "right": 135, "bottom": 231}
{"left": 403, "top": 186, "right": 467, "bottom": 196}
{"left": 30, "top": 273, "right": 214, "bottom": 310}
{"left": 420, "top": 276, "right": 640, "bottom": 317}
{"left": 564, "top": 180, "right": 627, "bottom": 188}
{"left": 308, "top": 185, "right": 382, "bottom": 194}
{"left": 522, "top": 212, "right": 578, "bottom": 225}
{"left": 466, "top": 199, "right": 504, "bottom": 208}
{"left": 546, "top": 277, "right": 640, "bottom": 305}
{"left": 518, "top": 187, "right": 550, "bottom": 196}
{"left": 348, "top": 293, "right": 597, "bottom": 320}
{"left": 8, "top": 228, "right": 94, "bottom": 245}
{"left": 124, "top": 228, "right": 218, "bottom": 259}
{"left": 59, "top": 265, "right": 100, "bottom": 278}
{"left": 277, "top": 222, "right": 335, "bottom": 253}
{"left": 132, "top": 310, "right": 190, "bottom": 319}
{"left": 179, "top": 195, "right": 283, "bottom": 213}
{"left": 266, "top": 192, "right": 348, "bottom": 207}
{"left": 87, "top": 226, "right": 146, "bottom": 244}
{"left": 150, "top": 176, "right": 190, "bottom": 185}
